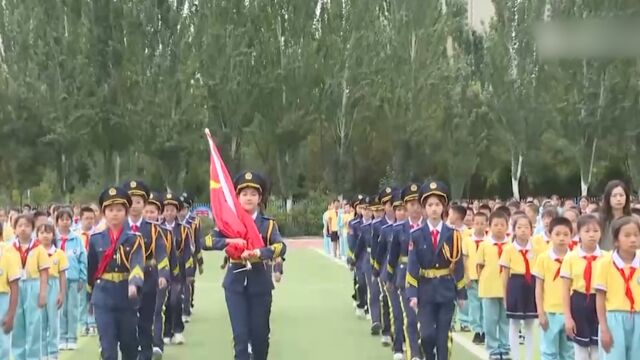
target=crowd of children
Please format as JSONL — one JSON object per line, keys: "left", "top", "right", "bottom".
{"left": 342, "top": 179, "right": 640, "bottom": 360}
{"left": 0, "top": 185, "right": 204, "bottom": 360}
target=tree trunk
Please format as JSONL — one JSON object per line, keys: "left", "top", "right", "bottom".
{"left": 114, "top": 152, "right": 121, "bottom": 185}
{"left": 511, "top": 150, "right": 523, "bottom": 200}
{"left": 580, "top": 138, "right": 597, "bottom": 196}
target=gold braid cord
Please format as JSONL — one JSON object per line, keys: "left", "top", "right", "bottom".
{"left": 443, "top": 230, "right": 461, "bottom": 275}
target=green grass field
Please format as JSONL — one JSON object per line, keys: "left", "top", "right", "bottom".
{"left": 59, "top": 241, "right": 547, "bottom": 360}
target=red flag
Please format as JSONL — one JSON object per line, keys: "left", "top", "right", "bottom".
{"left": 205, "top": 129, "right": 263, "bottom": 258}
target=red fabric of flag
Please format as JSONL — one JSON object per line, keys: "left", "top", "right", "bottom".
{"left": 205, "top": 129, "right": 263, "bottom": 259}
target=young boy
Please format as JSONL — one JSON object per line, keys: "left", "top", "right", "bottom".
{"left": 477, "top": 211, "right": 510, "bottom": 359}
{"left": 463, "top": 212, "right": 488, "bottom": 344}
{"left": 533, "top": 217, "right": 575, "bottom": 360}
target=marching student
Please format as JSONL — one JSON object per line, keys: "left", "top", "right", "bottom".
{"left": 11, "top": 214, "right": 50, "bottom": 360}
{"left": 0, "top": 233, "right": 20, "bottom": 360}
{"left": 594, "top": 216, "right": 640, "bottom": 359}
{"left": 346, "top": 194, "right": 366, "bottom": 314}
{"left": 368, "top": 195, "right": 385, "bottom": 336}
{"left": 533, "top": 217, "right": 574, "bottom": 360}
{"left": 179, "top": 193, "right": 203, "bottom": 319}
{"left": 56, "top": 208, "right": 87, "bottom": 351}
{"left": 500, "top": 215, "right": 542, "bottom": 360}
{"left": 477, "top": 211, "right": 510, "bottom": 360}
{"left": 39, "top": 223, "right": 68, "bottom": 359}
{"left": 374, "top": 187, "right": 396, "bottom": 347}
{"left": 201, "top": 171, "right": 287, "bottom": 360}
{"left": 77, "top": 206, "right": 97, "bottom": 337}
{"left": 87, "top": 186, "right": 145, "bottom": 360}
{"left": 387, "top": 183, "right": 423, "bottom": 360}
{"left": 407, "top": 181, "right": 466, "bottom": 360}
{"left": 463, "top": 211, "right": 489, "bottom": 345}
{"left": 561, "top": 214, "right": 602, "bottom": 360}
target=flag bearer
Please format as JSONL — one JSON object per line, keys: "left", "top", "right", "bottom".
{"left": 123, "top": 181, "right": 170, "bottom": 360}
{"left": 407, "top": 181, "right": 466, "bottom": 360}
{"left": 161, "top": 193, "right": 194, "bottom": 345}
{"left": 387, "top": 182, "right": 423, "bottom": 360}
{"left": 201, "top": 170, "right": 287, "bottom": 360}
{"left": 87, "top": 186, "right": 145, "bottom": 360}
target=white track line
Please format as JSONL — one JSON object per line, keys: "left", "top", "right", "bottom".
{"left": 312, "top": 248, "right": 489, "bottom": 360}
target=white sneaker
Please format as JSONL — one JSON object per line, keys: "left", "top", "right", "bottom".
{"left": 352, "top": 300, "right": 358, "bottom": 309}
{"left": 366, "top": 313, "right": 372, "bottom": 321}
{"left": 89, "top": 327, "right": 98, "bottom": 336}
{"left": 381, "top": 335, "right": 392, "bottom": 346}
{"left": 67, "top": 343, "right": 78, "bottom": 350}
{"left": 152, "top": 347, "right": 163, "bottom": 360}
{"left": 163, "top": 337, "right": 172, "bottom": 345}
{"left": 58, "top": 343, "right": 68, "bottom": 351}
{"left": 355, "top": 308, "right": 365, "bottom": 318}
{"left": 182, "top": 315, "right": 191, "bottom": 323}
{"left": 172, "top": 333, "right": 185, "bottom": 345}
{"left": 393, "top": 353, "right": 404, "bottom": 360}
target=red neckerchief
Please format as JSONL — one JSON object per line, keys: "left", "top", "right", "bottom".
{"left": 613, "top": 261, "right": 637, "bottom": 312}
{"left": 60, "top": 234, "right": 69, "bottom": 251}
{"left": 82, "top": 232, "right": 90, "bottom": 251}
{"left": 569, "top": 239, "right": 579, "bottom": 251}
{"left": 14, "top": 238, "right": 40, "bottom": 268}
{"left": 520, "top": 249, "right": 532, "bottom": 284}
{"left": 583, "top": 255, "right": 598, "bottom": 300}
{"left": 553, "top": 258, "right": 564, "bottom": 280}
{"left": 494, "top": 242, "right": 506, "bottom": 273}
{"left": 93, "top": 227, "right": 123, "bottom": 282}
{"left": 474, "top": 238, "right": 483, "bottom": 251}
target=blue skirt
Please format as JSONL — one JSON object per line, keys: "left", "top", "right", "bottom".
{"left": 569, "top": 291, "right": 598, "bottom": 347}
{"left": 505, "top": 274, "right": 537, "bottom": 319}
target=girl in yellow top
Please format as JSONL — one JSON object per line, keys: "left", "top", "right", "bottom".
{"left": 477, "top": 211, "right": 510, "bottom": 359}
{"left": 561, "top": 214, "right": 602, "bottom": 360}
{"left": 11, "top": 214, "right": 50, "bottom": 360}
{"left": 594, "top": 216, "right": 640, "bottom": 359}
{"left": 500, "top": 215, "right": 543, "bottom": 360}
{"left": 38, "top": 223, "right": 68, "bottom": 359}
{"left": 0, "top": 240, "right": 21, "bottom": 359}
{"left": 533, "top": 217, "right": 574, "bottom": 360}
{"left": 532, "top": 207, "right": 558, "bottom": 251}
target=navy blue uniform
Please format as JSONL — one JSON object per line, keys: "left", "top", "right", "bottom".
{"left": 347, "top": 216, "right": 367, "bottom": 309}
{"left": 153, "top": 223, "right": 179, "bottom": 351}
{"left": 203, "top": 213, "right": 286, "bottom": 360}
{"left": 407, "top": 222, "right": 466, "bottom": 360}
{"left": 183, "top": 212, "right": 202, "bottom": 316}
{"left": 379, "top": 221, "right": 404, "bottom": 352}
{"left": 161, "top": 220, "right": 194, "bottom": 339}
{"left": 125, "top": 219, "right": 169, "bottom": 360}
{"left": 87, "top": 229, "right": 145, "bottom": 360}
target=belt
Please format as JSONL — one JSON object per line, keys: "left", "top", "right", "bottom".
{"left": 100, "top": 272, "right": 129, "bottom": 282}
{"left": 229, "top": 259, "right": 264, "bottom": 264}
{"left": 419, "top": 268, "right": 450, "bottom": 278}
{"left": 399, "top": 256, "right": 408, "bottom": 264}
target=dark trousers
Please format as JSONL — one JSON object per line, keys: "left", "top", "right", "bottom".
{"left": 163, "top": 281, "right": 184, "bottom": 338}
{"left": 385, "top": 286, "right": 404, "bottom": 352}
{"left": 183, "top": 282, "right": 192, "bottom": 316}
{"left": 400, "top": 289, "right": 422, "bottom": 359}
{"left": 418, "top": 301, "right": 455, "bottom": 360}
{"left": 137, "top": 288, "right": 157, "bottom": 360}
{"left": 153, "top": 286, "right": 169, "bottom": 349}
{"left": 381, "top": 279, "right": 391, "bottom": 336}
{"left": 224, "top": 290, "right": 273, "bottom": 360}
{"left": 94, "top": 305, "right": 138, "bottom": 360}
{"left": 355, "top": 268, "right": 368, "bottom": 310}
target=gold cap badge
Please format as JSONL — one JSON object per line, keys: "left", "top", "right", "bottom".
{"left": 167, "top": 194, "right": 172, "bottom": 199}
{"left": 245, "top": 172, "right": 253, "bottom": 180}
{"left": 385, "top": 187, "right": 391, "bottom": 193}
{"left": 410, "top": 184, "right": 418, "bottom": 191}
{"left": 430, "top": 182, "right": 437, "bottom": 190}
{"left": 108, "top": 188, "right": 117, "bottom": 196}
{"left": 130, "top": 181, "right": 137, "bottom": 188}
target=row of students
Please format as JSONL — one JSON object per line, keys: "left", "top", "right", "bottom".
{"left": 344, "top": 179, "right": 640, "bottom": 360}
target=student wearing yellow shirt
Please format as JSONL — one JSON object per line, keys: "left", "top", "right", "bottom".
{"left": 532, "top": 207, "right": 559, "bottom": 250}
{"left": 327, "top": 200, "right": 340, "bottom": 258}
{"left": 595, "top": 216, "right": 640, "bottom": 360}
{"left": 463, "top": 211, "right": 488, "bottom": 345}
{"left": 500, "top": 215, "right": 544, "bottom": 360}
{"left": 477, "top": 211, "right": 510, "bottom": 360}
{"left": 38, "top": 223, "right": 68, "bottom": 359}
{"left": 561, "top": 214, "right": 602, "bottom": 360}
{"left": 11, "top": 214, "right": 50, "bottom": 360}
{"left": 339, "top": 203, "right": 354, "bottom": 261}
{"left": 533, "top": 217, "right": 574, "bottom": 360}
{"left": 0, "top": 239, "right": 21, "bottom": 359}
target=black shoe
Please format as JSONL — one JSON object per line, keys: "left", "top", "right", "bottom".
{"left": 472, "top": 332, "right": 482, "bottom": 344}
{"left": 519, "top": 333, "right": 525, "bottom": 345}
{"left": 371, "top": 323, "right": 381, "bottom": 336}
{"left": 480, "top": 333, "right": 486, "bottom": 344}
{"left": 460, "top": 325, "right": 471, "bottom": 332}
